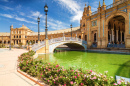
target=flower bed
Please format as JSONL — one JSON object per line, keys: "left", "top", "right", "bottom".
{"left": 18, "top": 51, "right": 129, "bottom": 86}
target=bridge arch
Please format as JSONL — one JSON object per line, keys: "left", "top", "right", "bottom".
{"left": 32, "top": 37, "right": 87, "bottom": 54}
{"left": 49, "top": 42, "right": 86, "bottom": 53}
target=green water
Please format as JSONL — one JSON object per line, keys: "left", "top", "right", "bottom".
{"left": 37, "top": 51, "right": 130, "bottom": 78}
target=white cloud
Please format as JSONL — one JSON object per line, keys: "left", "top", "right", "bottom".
{"left": 91, "top": 1, "right": 98, "bottom": 12}
{"left": 31, "top": 11, "right": 43, "bottom": 17}
{"left": 1, "top": 0, "right": 8, "bottom": 2}
{"left": 16, "top": 4, "right": 22, "bottom": 9}
{"left": 0, "top": 13, "right": 13, "bottom": 18}
{"left": 46, "top": 17, "right": 69, "bottom": 30}
{"left": 19, "top": 12, "right": 25, "bottom": 16}
{"left": 55, "top": 0, "right": 82, "bottom": 22}
{"left": 15, "top": 17, "right": 37, "bottom": 24}
{"left": 55, "top": 0, "right": 99, "bottom": 22}
{"left": 0, "top": 13, "right": 37, "bottom": 24}
{"left": 0, "top": 5, "right": 13, "bottom": 10}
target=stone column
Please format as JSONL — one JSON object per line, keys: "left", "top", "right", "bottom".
{"left": 120, "top": 31, "right": 122, "bottom": 42}
{"left": 124, "top": 32, "right": 125, "bottom": 42}
{"left": 6, "top": 40, "right": 8, "bottom": 44}
{"left": 110, "top": 34, "right": 111, "bottom": 42}
{"left": 116, "top": 30, "right": 118, "bottom": 42}
{"left": 81, "top": 32, "right": 84, "bottom": 40}
{"left": 35, "top": 40, "right": 36, "bottom": 43}
{"left": 111, "top": 29, "right": 114, "bottom": 42}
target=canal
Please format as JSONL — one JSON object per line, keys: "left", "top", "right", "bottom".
{"left": 37, "top": 51, "right": 130, "bottom": 78}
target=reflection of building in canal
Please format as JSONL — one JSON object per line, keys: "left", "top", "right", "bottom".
{"left": 38, "top": 54, "right": 56, "bottom": 63}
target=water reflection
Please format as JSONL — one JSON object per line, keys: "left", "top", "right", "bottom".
{"left": 37, "top": 51, "right": 130, "bottom": 78}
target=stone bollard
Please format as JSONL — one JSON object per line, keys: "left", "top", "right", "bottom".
{"left": 29, "top": 45, "right": 32, "bottom": 51}
{"left": 27, "top": 45, "right": 28, "bottom": 50}
{"left": 63, "top": 37, "right": 65, "bottom": 41}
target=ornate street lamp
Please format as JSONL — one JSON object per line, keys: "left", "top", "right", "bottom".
{"left": 70, "top": 24, "right": 72, "bottom": 39}
{"left": 37, "top": 17, "right": 40, "bottom": 43}
{"left": 9, "top": 26, "right": 11, "bottom": 50}
{"left": 44, "top": 4, "right": 48, "bottom": 39}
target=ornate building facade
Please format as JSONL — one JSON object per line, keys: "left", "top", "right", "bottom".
{"left": 80, "top": 0, "right": 130, "bottom": 48}
{"left": 0, "top": 0, "right": 130, "bottom": 49}
{"left": 0, "top": 25, "right": 80, "bottom": 46}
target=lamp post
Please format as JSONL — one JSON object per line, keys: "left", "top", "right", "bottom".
{"left": 9, "top": 26, "right": 11, "bottom": 50}
{"left": 44, "top": 4, "right": 48, "bottom": 39}
{"left": 70, "top": 24, "right": 72, "bottom": 39}
{"left": 37, "top": 17, "right": 40, "bottom": 43}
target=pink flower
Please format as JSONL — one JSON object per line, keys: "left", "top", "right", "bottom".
{"left": 64, "top": 84, "right": 66, "bottom": 86}
{"left": 40, "top": 76, "right": 41, "bottom": 78}
{"left": 41, "top": 73, "right": 42, "bottom": 75}
{"left": 54, "top": 82, "right": 56, "bottom": 84}
{"left": 48, "top": 80, "right": 49, "bottom": 82}
{"left": 72, "top": 70, "right": 74, "bottom": 72}
{"left": 48, "top": 63, "right": 50, "bottom": 64}
{"left": 118, "top": 81, "right": 121, "bottom": 85}
{"left": 56, "top": 65, "right": 59, "bottom": 67}
{"left": 78, "top": 74, "right": 80, "bottom": 76}
{"left": 81, "top": 83, "right": 83, "bottom": 85}
{"left": 75, "top": 76, "right": 77, "bottom": 78}
{"left": 93, "top": 76, "right": 96, "bottom": 79}
{"left": 114, "top": 83, "right": 117, "bottom": 85}
{"left": 90, "top": 70, "right": 92, "bottom": 72}
{"left": 46, "top": 68, "right": 47, "bottom": 69}
{"left": 48, "top": 69, "right": 51, "bottom": 71}
{"left": 70, "top": 81, "right": 73, "bottom": 84}
{"left": 75, "top": 73, "right": 76, "bottom": 74}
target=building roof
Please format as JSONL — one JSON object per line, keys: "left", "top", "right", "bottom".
{"left": 28, "top": 26, "right": 80, "bottom": 36}
{"left": 19, "top": 25, "right": 29, "bottom": 30}
{"left": 0, "top": 32, "right": 10, "bottom": 36}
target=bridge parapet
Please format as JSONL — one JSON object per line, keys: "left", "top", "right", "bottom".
{"left": 32, "top": 41, "right": 45, "bottom": 51}
{"left": 48, "top": 37, "right": 87, "bottom": 45}
{"left": 32, "top": 37, "right": 87, "bottom": 53}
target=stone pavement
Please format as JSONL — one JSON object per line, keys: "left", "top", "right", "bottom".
{"left": 0, "top": 48, "right": 39, "bottom": 86}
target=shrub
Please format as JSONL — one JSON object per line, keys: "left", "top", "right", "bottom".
{"left": 18, "top": 51, "right": 130, "bottom": 86}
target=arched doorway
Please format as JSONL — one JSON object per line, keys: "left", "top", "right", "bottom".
{"left": 107, "top": 15, "right": 125, "bottom": 48}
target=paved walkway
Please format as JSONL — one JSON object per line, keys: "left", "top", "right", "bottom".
{"left": 0, "top": 48, "right": 39, "bottom": 86}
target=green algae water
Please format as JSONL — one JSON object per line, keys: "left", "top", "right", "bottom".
{"left": 37, "top": 51, "right": 130, "bottom": 78}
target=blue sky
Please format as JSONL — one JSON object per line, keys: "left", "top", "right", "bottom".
{"left": 0, "top": 0, "right": 113, "bottom": 32}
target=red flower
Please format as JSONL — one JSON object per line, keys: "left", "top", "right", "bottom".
{"left": 78, "top": 74, "right": 80, "bottom": 76}
{"left": 56, "top": 65, "right": 59, "bottom": 67}
{"left": 81, "top": 83, "right": 83, "bottom": 86}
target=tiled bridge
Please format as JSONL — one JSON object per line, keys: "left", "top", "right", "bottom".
{"left": 32, "top": 37, "right": 87, "bottom": 54}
